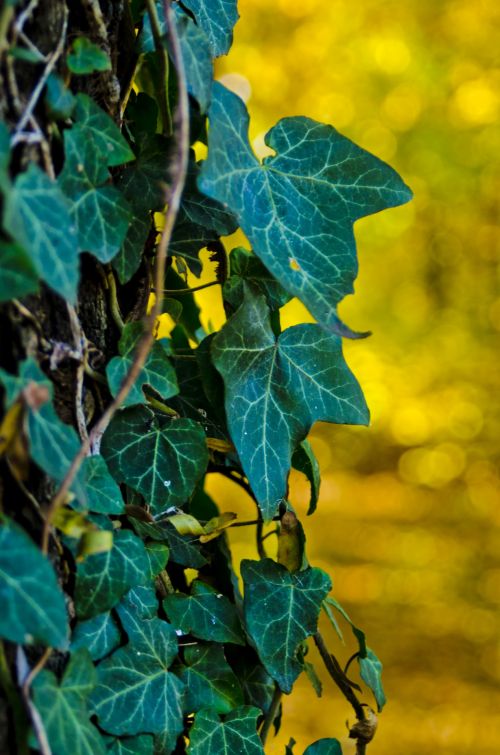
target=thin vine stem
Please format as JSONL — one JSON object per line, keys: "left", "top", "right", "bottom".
{"left": 260, "top": 683, "right": 282, "bottom": 745}
{"left": 154, "top": 279, "right": 221, "bottom": 295}
{"left": 41, "top": 0, "right": 190, "bottom": 555}
{"left": 145, "top": 0, "right": 172, "bottom": 134}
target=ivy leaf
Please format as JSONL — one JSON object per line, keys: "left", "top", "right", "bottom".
{"left": 187, "top": 707, "right": 263, "bottom": 755}
{"left": 227, "top": 647, "right": 275, "bottom": 715}
{"left": 180, "top": 643, "right": 244, "bottom": 714}
{"left": 105, "top": 735, "right": 154, "bottom": 755}
{"left": 0, "top": 121, "right": 11, "bottom": 191}
{"left": 164, "top": 580, "right": 245, "bottom": 645}
{"left": 112, "top": 212, "right": 150, "bottom": 284}
{"left": 75, "top": 529, "right": 150, "bottom": 619}
{"left": 303, "top": 740, "right": 343, "bottom": 755}
{"left": 101, "top": 406, "right": 208, "bottom": 516}
{"left": 182, "top": 0, "right": 239, "bottom": 57}
{"left": 0, "top": 240, "right": 38, "bottom": 302}
{"left": 106, "top": 322, "right": 178, "bottom": 407}
{"left": 59, "top": 126, "right": 132, "bottom": 263}
{"left": 241, "top": 558, "right": 331, "bottom": 693}
{"left": 174, "top": 5, "right": 212, "bottom": 112}
{"left": 90, "top": 598, "right": 185, "bottom": 745}
{"left": 74, "top": 94, "right": 134, "bottom": 167}
{"left": 3, "top": 163, "right": 80, "bottom": 302}
{"left": 67, "top": 37, "right": 111, "bottom": 74}
{"left": 45, "top": 73, "right": 76, "bottom": 119}
{"left": 145, "top": 541, "right": 169, "bottom": 579}
{"left": 71, "top": 612, "right": 121, "bottom": 661}
{"left": 358, "top": 648, "right": 386, "bottom": 712}
{"left": 292, "top": 440, "right": 320, "bottom": 515}
{"left": 117, "top": 132, "right": 169, "bottom": 215}
{"left": 224, "top": 246, "right": 291, "bottom": 312}
{"left": 33, "top": 649, "right": 105, "bottom": 755}
{"left": 199, "top": 83, "right": 412, "bottom": 336}
{"left": 212, "top": 291, "right": 368, "bottom": 519}
{"left": 0, "top": 517, "right": 69, "bottom": 648}
{"left": 77, "top": 455, "right": 125, "bottom": 515}
{"left": 120, "top": 584, "right": 159, "bottom": 620}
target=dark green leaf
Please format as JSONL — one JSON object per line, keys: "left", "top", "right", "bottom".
{"left": 303, "top": 740, "right": 342, "bottom": 755}
{"left": 164, "top": 580, "right": 245, "bottom": 645}
{"left": 67, "top": 37, "right": 111, "bottom": 74}
{"left": 117, "top": 132, "right": 169, "bottom": 214}
{"left": 90, "top": 597, "right": 184, "bottom": 744}
{"left": 71, "top": 612, "right": 121, "bottom": 661}
{"left": 227, "top": 647, "right": 275, "bottom": 715}
{"left": 212, "top": 290, "right": 368, "bottom": 519}
{"left": 323, "top": 597, "right": 367, "bottom": 655}
{"left": 59, "top": 126, "right": 132, "bottom": 262}
{"left": 129, "top": 517, "right": 208, "bottom": 569}
{"left": 358, "top": 648, "right": 386, "bottom": 712}
{"left": 101, "top": 406, "right": 208, "bottom": 516}
{"left": 187, "top": 707, "right": 263, "bottom": 755}
{"left": 224, "top": 246, "right": 291, "bottom": 312}
{"left": 45, "top": 73, "right": 76, "bottom": 119}
{"left": 77, "top": 456, "right": 125, "bottom": 515}
{"left": 120, "top": 584, "right": 159, "bottom": 620}
{"left": 112, "top": 212, "right": 150, "bottom": 284}
{"left": 0, "top": 121, "right": 11, "bottom": 190}
{"left": 292, "top": 440, "right": 320, "bottom": 515}
{"left": 33, "top": 649, "right": 105, "bottom": 755}
{"left": 241, "top": 558, "right": 331, "bottom": 693}
{"left": 145, "top": 541, "right": 169, "bottom": 578}
{"left": 0, "top": 240, "right": 38, "bottom": 301}
{"left": 3, "top": 163, "right": 80, "bottom": 302}
{"left": 182, "top": 0, "right": 239, "bottom": 57}
{"left": 75, "top": 529, "right": 150, "bottom": 619}
{"left": 106, "top": 735, "right": 154, "bottom": 755}
{"left": 106, "top": 322, "right": 178, "bottom": 407}
{"left": 163, "top": 268, "right": 203, "bottom": 342}
{"left": 180, "top": 643, "right": 244, "bottom": 714}
{"left": 174, "top": 5, "right": 212, "bottom": 112}
{"left": 0, "top": 517, "right": 68, "bottom": 648}
{"left": 199, "top": 83, "right": 412, "bottom": 336}
{"left": 74, "top": 94, "right": 134, "bottom": 167}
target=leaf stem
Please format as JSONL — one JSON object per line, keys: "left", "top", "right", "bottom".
{"left": 41, "top": 0, "right": 190, "bottom": 555}
{"left": 154, "top": 280, "right": 221, "bottom": 295}
{"left": 260, "top": 683, "right": 282, "bottom": 745}
{"left": 146, "top": 395, "right": 179, "bottom": 416}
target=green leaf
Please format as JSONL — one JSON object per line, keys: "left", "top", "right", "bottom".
{"left": 182, "top": 0, "right": 239, "bottom": 57}
{"left": 120, "top": 584, "right": 159, "bottom": 620}
{"left": 241, "top": 558, "right": 331, "bottom": 693}
{"left": 71, "top": 612, "right": 121, "bottom": 661}
{"left": 101, "top": 406, "right": 208, "bottom": 516}
{"left": 106, "top": 735, "right": 154, "bottom": 755}
{"left": 187, "top": 707, "right": 263, "bottom": 755}
{"left": 145, "top": 541, "right": 169, "bottom": 579}
{"left": 292, "top": 440, "right": 320, "bottom": 515}
{"left": 59, "top": 126, "right": 132, "bottom": 262}
{"left": 112, "top": 212, "right": 150, "bottom": 284}
{"left": 75, "top": 529, "right": 150, "bottom": 619}
{"left": 199, "top": 83, "right": 412, "bottom": 336}
{"left": 180, "top": 643, "right": 244, "bottom": 714}
{"left": 174, "top": 5, "right": 213, "bottom": 112}
{"left": 164, "top": 580, "right": 245, "bottom": 645}
{"left": 0, "top": 517, "right": 69, "bottom": 648}
{"left": 3, "top": 163, "right": 80, "bottom": 302}
{"left": 45, "top": 73, "right": 76, "bottom": 119}
{"left": 106, "top": 322, "right": 178, "bottom": 407}
{"left": 67, "top": 37, "right": 111, "bottom": 74}
{"left": 224, "top": 246, "right": 291, "bottom": 312}
{"left": 0, "top": 240, "right": 38, "bottom": 301}
{"left": 90, "top": 598, "right": 184, "bottom": 745}
{"left": 358, "top": 648, "right": 386, "bottom": 712}
{"left": 74, "top": 94, "right": 134, "bottom": 167}
{"left": 227, "top": 647, "right": 275, "bottom": 715}
{"left": 0, "top": 121, "right": 11, "bottom": 191}
{"left": 117, "top": 132, "right": 169, "bottom": 214}
{"left": 33, "top": 649, "right": 105, "bottom": 755}
{"left": 77, "top": 456, "right": 125, "bottom": 515}
{"left": 212, "top": 290, "right": 368, "bottom": 519}
{"left": 303, "top": 740, "right": 342, "bottom": 755}
{"left": 322, "top": 596, "right": 367, "bottom": 654}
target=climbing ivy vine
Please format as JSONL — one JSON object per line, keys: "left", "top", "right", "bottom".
{"left": 0, "top": 1, "right": 411, "bottom": 753}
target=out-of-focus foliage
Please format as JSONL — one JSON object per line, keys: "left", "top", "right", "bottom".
{"left": 197, "top": 0, "right": 500, "bottom": 752}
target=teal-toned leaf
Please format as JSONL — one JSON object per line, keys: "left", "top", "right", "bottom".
{"left": 33, "top": 649, "right": 105, "bottom": 755}
{"left": 129, "top": 517, "right": 208, "bottom": 568}
{"left": 0, "top": 517, "right": 68, "bottom": 648}
{"left": 164, "top": 580, "right": 245, "bottom": 645}
{"left": 59, "top": 126, "right": 131, "bottom": 262}
{"left": 74, "top": 94, "right": 134, "bottom": 167}
{"left": 90, "top": 598, "right": 184, "bottom": 745}
{"left": 67, "top": 37, "right": 111, "bottom": 74}
{"left": 174, "top": 5, "right": 212, "bottom": 112}
{"left": 241, "top": 558, "right": 331, "bottom": 693}
{"left": 3, "top": 163, "right": 79, "bottom": 302}
{"left": 303, "top": 740, "right": 342, "bottom": 755}
{"left": 199, "top": 83, "right": 412, "bottom": 335}
{"left": 292, "top": 440, "right": 320, "bottom": 515}
{"left": 45, "top": 73, "right": 76, "bottom": 119}
{"left": 323, "top": 596, "right": 367, "bottom": 654}
{"left": 0, "top": 240, "right": 38, "bottom": 301}
{"left": 117, "top": 132, "right": 169, "bottom": 214}
{"left": 212, "top": 290, "right": 368, "bottom": 519}
{"left": 106, "top": 322, "right": 178, "bottom": 407}
{"left": 78, "top": 455, "right": 125, "bottom": 515}
{"left": 145, "top": 541, "right": 169, "bottom": 579}
{"left": 182, "top": 0, "right": 239, "bottom": 57}
{"left": 187, "top": 707, "right": 263, "bottom": 755}
{"left": 106, "top": 735, "right": 154, "bottom": 755}
{"left": 180, "top": 643, "right": 244, "bottom": 714}
{"left": 120, "top": 584, "right": 158, "bottom": 620}
{"left": 101, "top": 406, "right": 208, "bottom": 516}
{"left": 112, "top": 212, "right": 150, "bottom": 284}
{"left": 75, "top": 530, "right": 150, "bottom": 619}
{"left": 0, "top": 121, "right": 11, "bottom": 191}
{"left": 224, "top": 246, "right": 291, "bottom": 312}
{"left": 358, "top": 648, "right": 386, "bottom": 712}
{"left": 227, "top": 647, "right": 275, "bottom": 715}
{"left": 71, "top": 612, "right": 121, "bottom": 661}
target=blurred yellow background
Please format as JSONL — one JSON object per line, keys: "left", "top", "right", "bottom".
{"left": 183, "top": 0, "right": 500, "bottom": 752}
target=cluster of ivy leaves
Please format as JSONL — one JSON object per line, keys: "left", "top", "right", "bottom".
{"left": 0, "top": 1, "right": 412, "bottom": 753}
